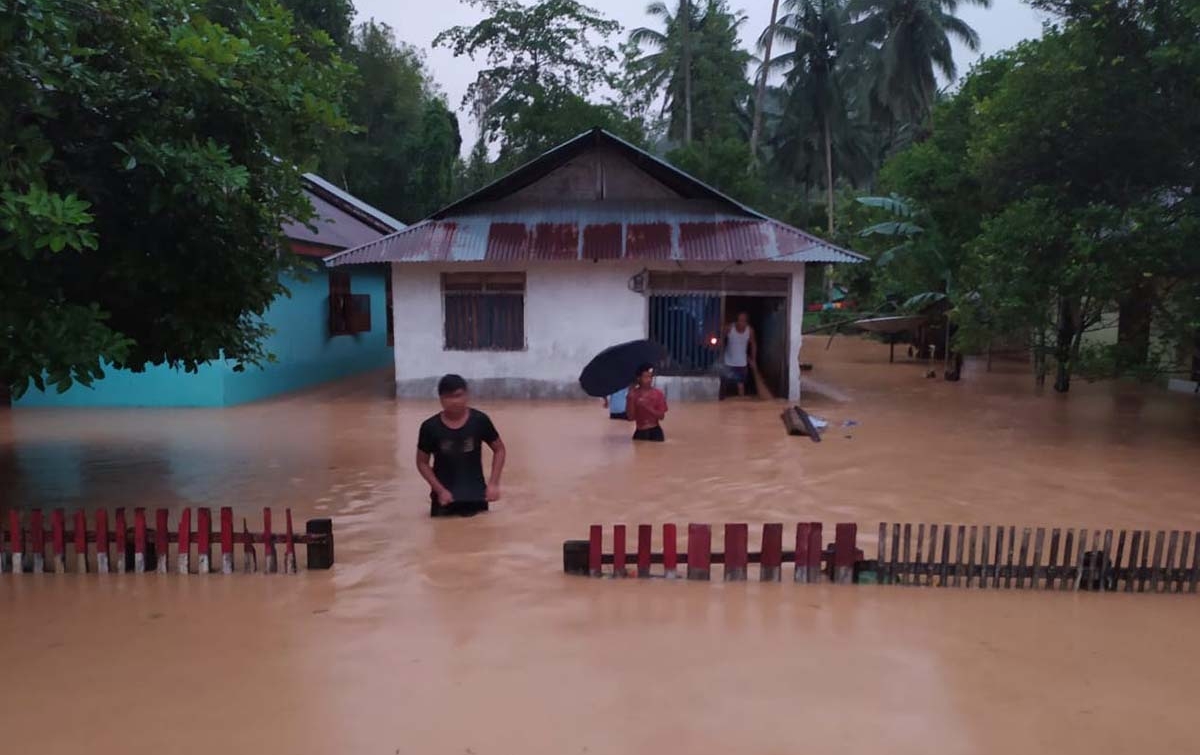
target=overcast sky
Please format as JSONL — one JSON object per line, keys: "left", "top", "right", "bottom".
{"left": 352, "top": 0, "right": 1051, "bottom": 152}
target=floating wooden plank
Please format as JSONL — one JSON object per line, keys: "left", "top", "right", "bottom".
{"left": 74, "top": 510, "right": 88, "bottom": 574}
{"left": 901, "top": 524, "right": 912, "bottom": 586}
{"left": 1032, "top": 528, "right": 1046, "bottom": 589}
{"left": 612, "top": 524, "right": 627, "bottom": 578}
{"left": 1150, "top": 531, "right": 1165, "bottom": 593}
{"left": 1165, "top": 531, "right": 1179, "bottom": 594}
{"left": 760, "top": 523, "right": 782, "bottom": 582}
{"left": 588, "top": 525, "right": 602, "bottom": 577}
{"left": 725, "top": 524, "right": 749, "bottom": 582}
{"left": 663, "top": 524, "right": 678, "bottom": 579}
{"left": 177, "top": 509, "right": 191, "bottom": 575}
{"left": 967, "top": 526, "right": 978, "bottom": 588}
{"left": 1016, "top": 529, "right": 1031, "bottom": 590}
{"left": 115, "top": 508, "right": 127, "bottom": 575}
{"left": 95, "top": 509, "right": 109, "bottom": 574}
{"left": 220, "top": 507, "right": 234, "bottom": 575}
{"left": 156, "top": 509, "right": 169, "bottom": 574}
{"left": 834, "top": 524, "right": 857, "bottom": 585}
{"left": 196, "top": 508, "right": 212, "bottom": 575}
{"left": 637, "top": 524, "right": 652, "bottom": 578}
{"left": 51, "top": 509, "right": 66, "bottom": 573}
{"left": 283, "top": 509, "right": 298, "bottom": 574}
{"left": 1047, "top": 529, "right": 1061, "bottom": 590}
{"left": 687, "top": 524, "right": 711, "bottom": 581}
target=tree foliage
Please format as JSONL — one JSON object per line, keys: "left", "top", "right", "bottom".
{"left": 320, "top": 21, "right": 462, "bottom": 222}
{"left": 1, "top": 0, "right": 351, "bottom": 397}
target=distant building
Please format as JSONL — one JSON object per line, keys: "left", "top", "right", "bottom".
{"left": 326, "top": 128, "right": 865, "bottom": 401}
{"left": 15, "top": 174, "right": 399, "bottom": 408}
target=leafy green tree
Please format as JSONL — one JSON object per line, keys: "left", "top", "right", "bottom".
{"left": 434, "top": 0, "right": 620, "bottom": 145}
{"left": 321, "top": 21, "right": 462, "bottom": 222}
{"left": 1, "top": 0, "right": 351, "bottom": 399}
{"left": 280, "top": 0, "right": 354, "bottom": 49}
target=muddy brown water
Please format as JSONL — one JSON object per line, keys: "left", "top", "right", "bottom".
{"left": 2, "top": 338, "right": 1199, "bottom": 754}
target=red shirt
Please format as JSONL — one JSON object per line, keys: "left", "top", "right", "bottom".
{"left": 628, "top": 387, "right": 667, "bottom": 429}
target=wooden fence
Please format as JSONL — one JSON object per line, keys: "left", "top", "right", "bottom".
{"left": 565, "top": 522, "right": 1200, "bottom": 593}
{"left": 2, "top": 507, "right": 333, "bottom": 574}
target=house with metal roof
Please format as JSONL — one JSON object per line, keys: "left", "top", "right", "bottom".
{"left": 15, "top": 174, "right": 400, "bottom": 408}
{"left": 326, "top": 128, "right": 865, "bottom": 401}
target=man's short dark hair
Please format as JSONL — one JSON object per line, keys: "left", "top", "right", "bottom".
{"left": 635, "top": 363, "right": 654, "bottom": 378}
{"left": 437, "top": 374, "right": 468, "bottom": 396}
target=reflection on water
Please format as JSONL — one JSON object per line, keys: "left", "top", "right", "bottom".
{"left": 1, "top": 341, "right": 1198, "bottom": 754}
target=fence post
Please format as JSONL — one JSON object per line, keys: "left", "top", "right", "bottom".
{"left": 834, "top": 523, "right": 858, "bottom": 584}
{"left": 74, "top": 510, "right": 88, "bottom": 573}
{"left": 220, "top": 507, "right": 234, "bottom": 574}
{"left": 10, "top": 510, "right": 22, "bottom": 574}
{"left": 133, "top": 508, "right": 147, "bottom": 573}
{"left": 263, "top": 508, "right": 277, "bottom": 574}
{"left": 760, "top": 523, "right": 783, "bottom": 582}
{"left": 31, "top": 509, "right": 45, "bottom": 573}
{"left": 612, "top": 524, "right": 627, "bottom": 578}
{"left": 587, "top": 525, "right": 603, "bottom": 577}
{"left": 284, "top": 509, "right": 298, "bottom": 574}
{"left": 562, "top": 540, "right": 590, "bottom": 575}
{"left": 305, "top": 518, "right": 334, "bottom": 570}
{"left": 196, "top": 508, "right": 211, "bottom": 574}
{"left": 156, "top": 509, "right": 169, "bottom": 574}
{"left": 686, "top": 524, "right": 711, "bottom": 581}
{"left": 177, "top": 509, "right": 191, "bottom": 575}
{"left": 663, "top": 524, "right": 678, "bottom": 579}
{"left": 724, "top": 523, "right": 748, "bottom": 581}
{"left": 95, "top": 509, "right": 109, "bottom": 574}
{"left": 115, "top": 509, "right": 128, "bottom": 574}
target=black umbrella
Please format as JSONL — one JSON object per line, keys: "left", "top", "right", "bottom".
{"left": 579, "top": 340, "right": 667, "bottom": 398}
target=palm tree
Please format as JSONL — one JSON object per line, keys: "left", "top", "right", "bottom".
{"left": 628, "top": 2, "right": 698, "bottom": 143}
{"left": 749, "top": 0, "right": 782, "bottom": 161}
{"left": 848, "top": 0, "right": 991, "bottom": 127}
{"left": 767, "top": 0, "right": 851, "bottom": 235}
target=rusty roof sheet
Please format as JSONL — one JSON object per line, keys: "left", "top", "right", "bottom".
{"left": 325, "top": 207, "right": 865, "bottom": 266}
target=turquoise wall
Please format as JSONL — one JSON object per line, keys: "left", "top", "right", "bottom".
{"left": 15, "top": 266, "right": 391, "bottom": 408}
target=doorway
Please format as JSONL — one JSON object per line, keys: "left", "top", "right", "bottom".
{"left": 723, "top": 295, "right": 789, "bottom": 398}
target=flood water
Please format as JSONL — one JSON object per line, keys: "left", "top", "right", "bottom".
{"left": 2, "top": 338, "right": 1199, "bottom": 754}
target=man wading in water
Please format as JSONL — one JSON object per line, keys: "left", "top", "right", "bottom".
{"left": 627, "top": 363, "right": 668, "bottom": 442}
{"left": 416, "top": 374, "right": 506, "bottom": 517}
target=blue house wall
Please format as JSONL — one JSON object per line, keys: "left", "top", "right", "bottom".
{"left": 15, "top": 266, "right": 391, "bottom": 408}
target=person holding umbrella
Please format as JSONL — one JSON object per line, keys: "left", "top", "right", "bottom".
{"left": 627, "top": 363, "right": 668, "bottom": 442}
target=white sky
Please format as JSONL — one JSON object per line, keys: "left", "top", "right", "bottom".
{"left": 352, "top": 0, "right": 1051, "bottom": 152}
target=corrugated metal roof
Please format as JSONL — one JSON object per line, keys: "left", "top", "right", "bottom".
{"left": 325, "top": 207, "right": 865, "bottom": 266}
{"left": 283, "top": 175, "right": 406, "bottom": 256}
{"left": 323, "top": 128, "right": 865, "bottom": 266}
{"left": 301, "top": 173, "right": 406, "bottom": 232}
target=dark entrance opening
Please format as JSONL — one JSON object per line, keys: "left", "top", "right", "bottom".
{"left": 723, "top": 295, "right": 788, "bottom": 398}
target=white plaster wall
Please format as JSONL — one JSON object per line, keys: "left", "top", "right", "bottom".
{"left": 391, "top": 263, "right": 647, "bottom": 397}
{"left": 789, "top": 267, "right": 806, "bottom": 402}
{"left": 391, "top": 261, "right": 808, "bottom": 400}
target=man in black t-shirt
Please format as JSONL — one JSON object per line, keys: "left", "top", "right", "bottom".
{"left": 416, "top": 374, "right": 507, "bottom": 517}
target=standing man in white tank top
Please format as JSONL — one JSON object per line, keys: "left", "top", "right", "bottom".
{"left": 720, "top": 312, "right": 757, "bottom": 397}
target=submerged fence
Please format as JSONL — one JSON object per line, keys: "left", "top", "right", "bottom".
{"left": 2, "top": 507, "right": 333, "bottom": 574}
{"left": 565, "top": 522, "right": 1200, "bottom": 594}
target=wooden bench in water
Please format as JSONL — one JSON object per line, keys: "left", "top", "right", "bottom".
{"left": 565, "top": 522, "right": 1200, "bottom": 594}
